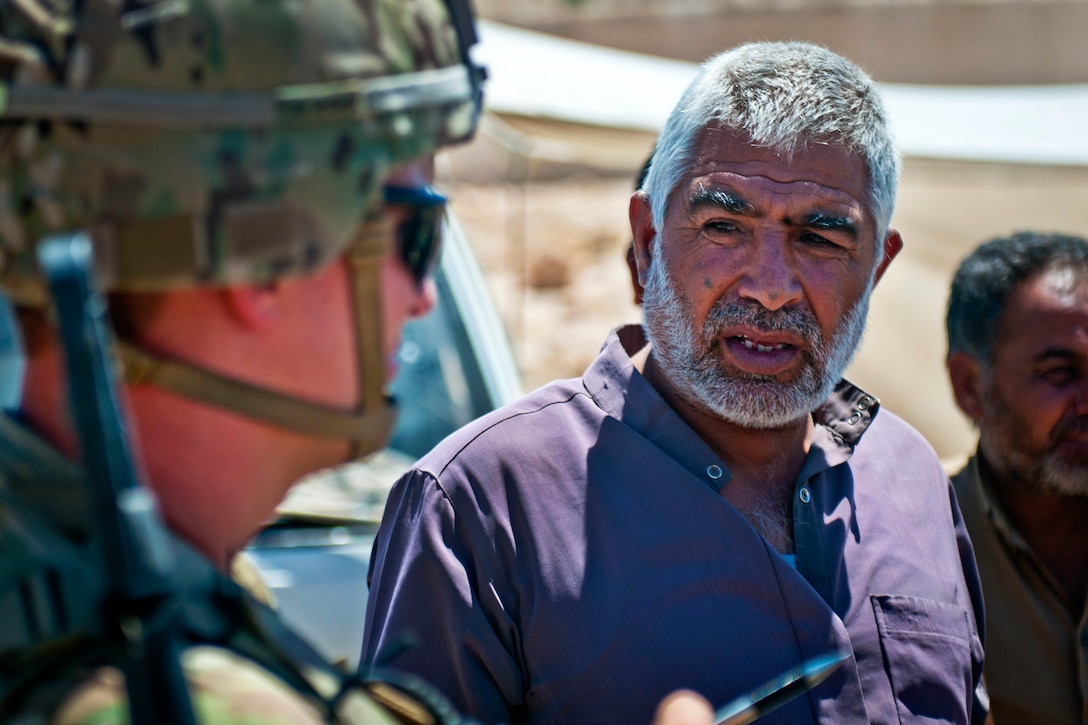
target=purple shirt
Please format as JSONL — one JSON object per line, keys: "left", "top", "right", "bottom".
{"left": 363, "top": 326, "right": 987, "bottom": 725}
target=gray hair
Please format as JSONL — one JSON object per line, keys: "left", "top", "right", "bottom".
{"left": 946, "top": 230, "right": 1088, "bottom": 367}
{"left": 641, "top": 41, "right": 900, "bottom": 245}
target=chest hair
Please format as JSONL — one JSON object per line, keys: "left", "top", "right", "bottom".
{"left": 721, "top": 474, "right": 796, "bottom": 555}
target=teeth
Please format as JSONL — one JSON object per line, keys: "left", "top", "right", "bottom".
{"left": 739, "top": 337, "right": 786, "bottom": 353}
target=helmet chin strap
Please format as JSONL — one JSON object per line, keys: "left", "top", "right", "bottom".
{"left": 118, "top": 218, "right": 397, "bottom": 461}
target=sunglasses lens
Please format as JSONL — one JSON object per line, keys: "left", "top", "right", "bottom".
{"left": 384, "top": 185, "right": 447, "bottom": 286}
{"left": 400, "top": 206, "right": 443, "bottom": 284}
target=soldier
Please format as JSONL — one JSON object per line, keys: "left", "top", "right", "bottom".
{"left": 0, "top": 0, "right": 484, "bottom": 722}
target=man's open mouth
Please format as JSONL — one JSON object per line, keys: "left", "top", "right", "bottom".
{"left": 735, "top": 336, "right": 791, "bottom": 353}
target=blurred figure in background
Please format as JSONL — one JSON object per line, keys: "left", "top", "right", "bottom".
{"left": 946, "top": 230, "right": 1088, "bottom": 725}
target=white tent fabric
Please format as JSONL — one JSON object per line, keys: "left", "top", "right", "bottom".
{"left": 475, "top": 20, "right": 1088, "bottom": 166}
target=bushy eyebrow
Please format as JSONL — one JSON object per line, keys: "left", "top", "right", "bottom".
{"left": 689, "top": 187, "right": 753, "bottom": 215}
{"left": 804, "top": 213, "right": 858, "bottom": 240}
{"left": 1034, "top": 348, "right": 1080, "bottom": 365}
{"left": 690, "top": 188, "right": 859, "bottom": 238}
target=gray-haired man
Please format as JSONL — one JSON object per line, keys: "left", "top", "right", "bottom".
{"left": 365, "top": 41, "right": 987, "bottom": 724}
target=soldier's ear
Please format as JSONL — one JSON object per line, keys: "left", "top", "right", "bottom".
{"left": 222, "top": 282, "right": 282, "bottom": 331}
{"left": 947, "top": 351, "right": 984, "bottom": 424}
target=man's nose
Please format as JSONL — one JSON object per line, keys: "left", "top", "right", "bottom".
{"left": 736, "top": 234, "right": 802, "bottom": 311}
{"left": 1071, "top": 379, "right": 1088, "bottom": 417}
{"left": 408, "top": 277, "right": 437, "bottom": 320}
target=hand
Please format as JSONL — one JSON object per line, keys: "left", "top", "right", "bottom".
{"left": 651, "top": 690, "right": 714, "bottom": 725}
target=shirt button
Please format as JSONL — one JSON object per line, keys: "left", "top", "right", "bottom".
{"left": 799, "top": 487, "right": 812, "bottom": 504}
{"left": 706, "top": 465, "right": 723, "bottom": 480}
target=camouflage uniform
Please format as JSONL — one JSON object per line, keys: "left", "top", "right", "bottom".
{"left": 0, "top": 0, "right": 483, "bottom": 721}
{"left": 0, "top": 409, "right": 456, "bottom": 724}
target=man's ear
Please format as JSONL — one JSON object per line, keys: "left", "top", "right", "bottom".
{"left": 947, "top": 351, "right": 985, "bottom": 423}
{"left": 873, "top": 228, "right": 904, "bottom": 285}
{"left": 222, "top": 282, "right": 282, "bottom": 331}
{"left": 629, "top": 191, "right": 657, "bottom": 289}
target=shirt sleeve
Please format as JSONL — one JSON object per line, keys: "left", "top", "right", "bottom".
{"left": 948, "top": 478, "right": 990, "bottom": 724}
{"left": 361, "top": 468, "right": 522, "bottom": 725}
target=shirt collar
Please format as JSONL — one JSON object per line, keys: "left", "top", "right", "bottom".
{"left": 967, "top": 453, "right": 1034, "bottom": 554}
{"left": 585, "top": 326, "right": 732, "bottom": 490}
{"left": 585, "top": 325, "right": 880, "bottom": 480}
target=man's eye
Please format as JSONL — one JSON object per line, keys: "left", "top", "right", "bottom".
{"left": 1039, "top": 366, "right": 1077, "bottom": 385}
{"left": 799, "top": 233, "right": 838, "bottom": 248}
{"left": 704, "top": 221, "right": 737, "bottom": 234}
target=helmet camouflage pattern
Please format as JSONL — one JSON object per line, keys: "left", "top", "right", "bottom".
{"left": 0, "top": 0, "right": 483, "bottom": 305}
{"left": 0, "top": 0, "right": 484, "bottom": 454}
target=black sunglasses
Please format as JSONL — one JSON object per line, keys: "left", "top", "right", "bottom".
{"left": 383, "top": 185, "right": 448, "bottom": 286}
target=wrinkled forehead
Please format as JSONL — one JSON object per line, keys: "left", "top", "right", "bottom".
{"left": 690, "top": 127, "right": 873, "bottom": 190}
{"left": 681, "top": 128, "right": 874, "bottom": 218}
{"left": 997, "top": 267, "right": 1088, "bottom": 346}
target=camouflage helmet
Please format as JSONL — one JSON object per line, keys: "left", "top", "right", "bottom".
{"left": 0, "top": 0, "right": 485, "bottom": 455}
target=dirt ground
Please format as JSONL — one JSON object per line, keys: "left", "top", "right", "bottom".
{"left": 440, "top": 146, "right": 1088, "bottom": 463}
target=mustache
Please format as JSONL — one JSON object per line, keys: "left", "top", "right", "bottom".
{"left": 703, "top": 299, "right": 822, "bottom": 341}
{"left": 1051, "top": 413, "right": 1088, "bottom": 443}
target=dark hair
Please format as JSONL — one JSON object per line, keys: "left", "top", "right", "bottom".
{"left": 946, "top": 230, "right": 1088, "bottom": 366}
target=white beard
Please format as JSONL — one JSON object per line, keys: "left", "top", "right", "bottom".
{"left": 641, "top": 243, "right": 872, "bottom": 429}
